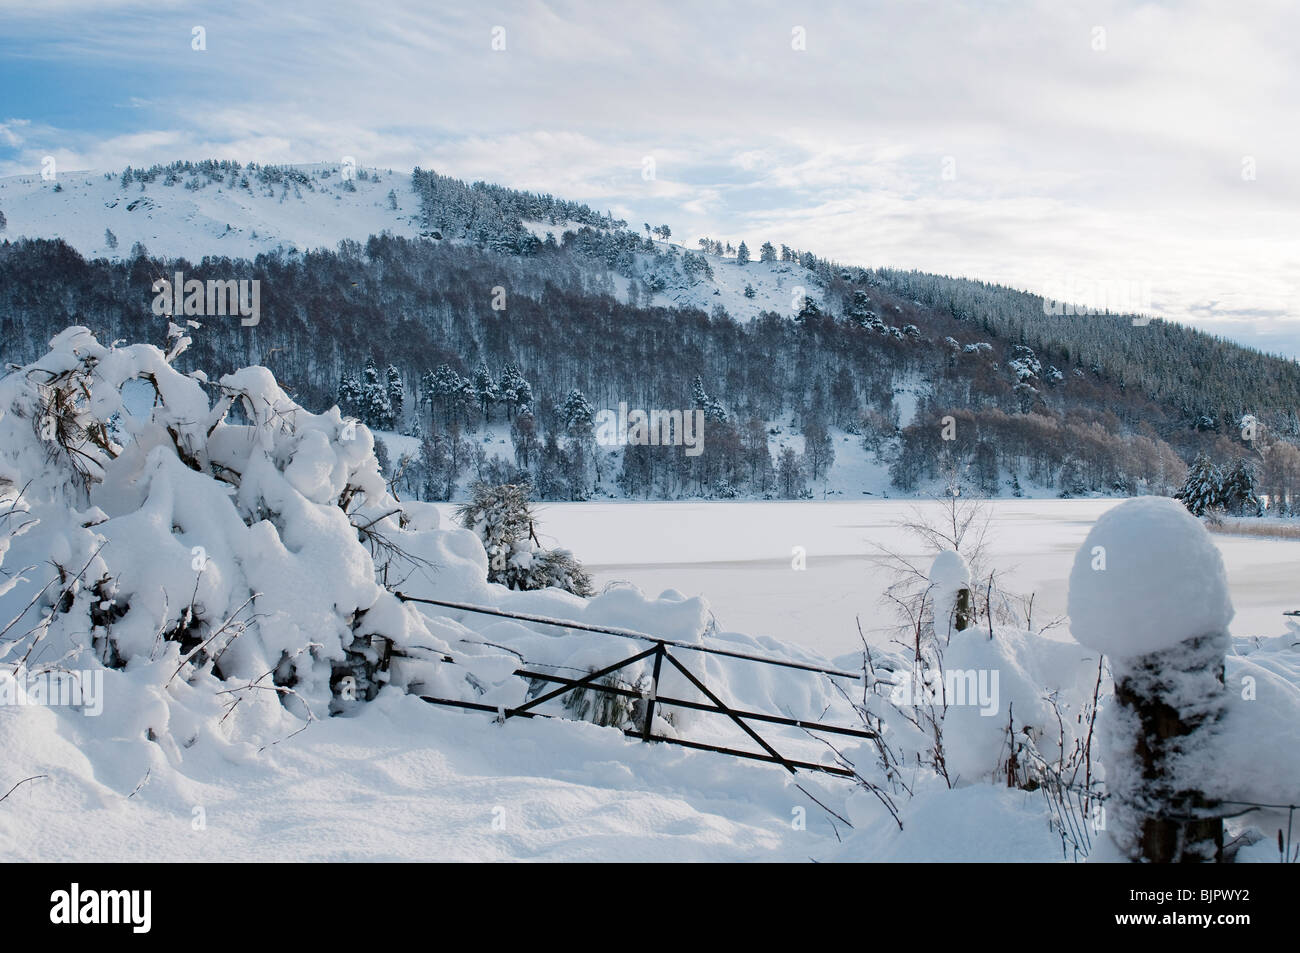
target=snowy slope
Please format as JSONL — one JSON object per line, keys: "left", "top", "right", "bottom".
{"left": 0, "top": 163, "right": 422, "bottom": 262}
{"left": 0, "top": 163, "right": 832, "bottom": 324}
{"left": 643, "top": 249, "right": 828, "bottom": 322}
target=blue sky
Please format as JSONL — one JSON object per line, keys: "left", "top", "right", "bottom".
{"left": 2, "top": 0, "right": 1298, "bottom": 356}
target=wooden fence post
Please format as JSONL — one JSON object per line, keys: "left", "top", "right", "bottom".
{"left": 954, "top": 586, "right": 971, "bottom": 632}
{"left": 1067, "top": 497, "right": 1233, "bottom": 862}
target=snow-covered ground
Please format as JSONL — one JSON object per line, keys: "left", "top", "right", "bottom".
{"left": 472, "top": 499, "right": 1300, "bottom": 658}
{"left": 0, "top": 683, "right": 1067, "bottom": 862}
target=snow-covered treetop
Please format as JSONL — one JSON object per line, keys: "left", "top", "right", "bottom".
{"left": 1067, "top": 496, "right": 1233, "bottom": 658}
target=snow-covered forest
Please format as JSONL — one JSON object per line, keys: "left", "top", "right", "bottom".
{"left": 4, "top": 162, "right": 1300, "bottom": 506}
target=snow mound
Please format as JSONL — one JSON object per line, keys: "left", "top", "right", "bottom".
{"left": 1067, "top": 496, "right": 1233, "bottom": 658}
{"left": 941, "top": 625, "right": 1101, "bottom": 784}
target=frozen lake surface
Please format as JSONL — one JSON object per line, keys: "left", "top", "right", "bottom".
{"left": 445, "top": 499, "right": 1300, "bottom": 658}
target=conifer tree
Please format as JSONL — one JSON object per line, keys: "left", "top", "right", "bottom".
{"left": 1218, "top": 458, "right": 1261, "bottom": 516}
{"left": 472, "top": 360, "right": 498, "bottom": 421}
{"left": 457, "top": 482, "right": 593, "bottom": 596}
{"left": 386, "top": 365, "right": 404, "bottom": 423}
{"left": 562, "top": 388, "right": 595, "bottom": 437}
{"left": 1175, "top": 455, "right": 1222, "bottom": 516}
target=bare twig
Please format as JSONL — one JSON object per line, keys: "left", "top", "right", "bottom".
{"left": 0, "top": 775, "right": 48, "bottom": 803}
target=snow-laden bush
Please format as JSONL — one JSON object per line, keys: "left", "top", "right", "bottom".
{"left": 0, "top": 325, "right": 517, "bottom": 736}
{"left": 455, "top": 481, "right": 593, "bottom": 596}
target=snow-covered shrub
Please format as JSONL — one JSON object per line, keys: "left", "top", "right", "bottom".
{"left": 865, "top": 528, "right": 1105, "bottom": 843}
{"left": 456, "top": 481, "right": 593, "bottom": 596}
{"left": 0, "top": 325, "right": 517, "bottom": 738}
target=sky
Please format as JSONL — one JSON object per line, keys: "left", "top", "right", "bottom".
{"left": 1, "top": 0, "right": 1298, "bottom": 356}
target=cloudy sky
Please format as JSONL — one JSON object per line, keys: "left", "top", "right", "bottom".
{"left": 2, "top": 0, "right": 1298, "bottom": 355}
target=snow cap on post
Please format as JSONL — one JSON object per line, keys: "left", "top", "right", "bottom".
{"left": 929, "top": 549, "right": 969, "bottom": 594}
{"left": 930, "top": 549, "right": 971, "bottom": 636}
{"left": 1068, "top": 496, "right": 1233, "bottom": 658}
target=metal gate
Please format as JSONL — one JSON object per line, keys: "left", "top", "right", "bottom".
{"left": 396, "top": 594, "right": 875, "bottom": 778}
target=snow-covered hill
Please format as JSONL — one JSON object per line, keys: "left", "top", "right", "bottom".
{"left": 0, "top": 163, "right": 423, "bottom": 262}
{"left": 0, "top": 162, "right": 829, "bottom": 323}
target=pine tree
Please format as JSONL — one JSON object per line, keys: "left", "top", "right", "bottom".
{"left": 385, "top": 365, "right": 404, "bottom": 424}
{"left": 561, "top": 388, "right": 595, "bottom": 437}
{"left": 472, "top": 360, "right": 498, "bottom": 422}
{"left": 360, "top": 359, "right": 393, "bottom": 429}
{"left": 736, "top": 241, "right": 750, "bottom": 265}
{"left": 419, "top": 369, "right": 438, "bottom": 423}
{"left": 1175, "top": 455, "right": 1223, "bottom": 516}
{"left": 513, "top": 375, "right": 533, "bottom": 414}
{"left": 456, "top": 482, "right": 593, "bottom": 596}
{"left": 337, "top": 373, "right": 363, "bottom": 418}
{"left": 457, "top": 375, "right": 478, "bottom": 426}
{"left": 430, "top": 364, "right": 466, "bottom": 426}
{"left": 498, "top": 363, "right": 532, "bottom": 419}
{"left": 759, "top": 241, "right": 776, "bottom": 263}
{"left": 690, "top": 375, "right": 710, "bottom": 411}
{"left": 1218, "top": 458, "right": 1261, "bottom": 516}
{"left": 795, "top": 295, "right": 822, "bottom": 325}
